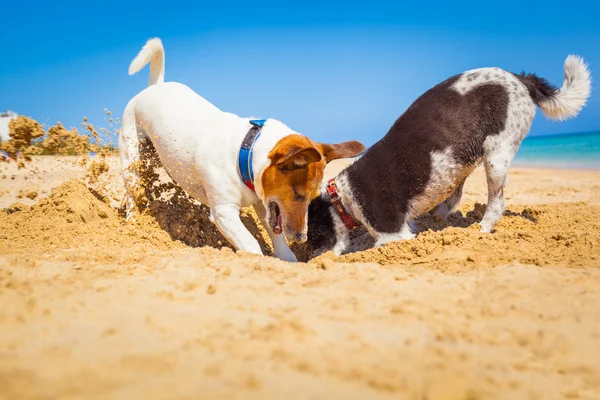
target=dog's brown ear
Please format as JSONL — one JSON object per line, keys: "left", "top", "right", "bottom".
{"left": 276, "top": 146, "right": 323, "bottom": 170}
{"left": 318, "top": 140, "right": 366, "bottom": 162}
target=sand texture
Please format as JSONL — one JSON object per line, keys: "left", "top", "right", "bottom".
{"left": 1, "top": 156, "right": 600, "bottom": 400}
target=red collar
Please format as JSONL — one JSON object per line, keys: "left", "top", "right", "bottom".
{"left": 326, "top": 178, "right": 361, "bottom": 230}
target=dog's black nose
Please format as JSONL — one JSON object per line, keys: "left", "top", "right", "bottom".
{"left": 293, "top": 232, "right": 307, "bottom": 243}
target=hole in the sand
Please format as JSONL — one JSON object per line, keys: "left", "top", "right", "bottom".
{"left": 413, "top": 203, "right": 539, "bottom": 233}
{"left": 412, "top": 210, "right": 479, "bottom": 234}
{"left": 294, "top": 203, "right": 543, "bottom": 262}
{"left": 504, "top": 208, "right": 539, "bottom": 223}
{"left": 132, "top": 139, "right": 273, "bottom": 254}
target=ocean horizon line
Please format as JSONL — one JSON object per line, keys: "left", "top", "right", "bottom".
{"left": 527, "top": 129, "right": 600, "bottom": 140}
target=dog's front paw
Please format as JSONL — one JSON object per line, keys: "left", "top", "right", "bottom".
{"left": 332, "top": 243, "right": 348, "bottom": 256}
{"left": 480, "top": 225, "right": 494, "bottom": 233}
{"left": 274, "top": 248, "right": 298, "bottom": 263}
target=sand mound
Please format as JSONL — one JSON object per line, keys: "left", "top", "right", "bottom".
{"left": 0, "top": 180, "right": 182, "bottom": 260}
{"left": 0, "top": 178, "right": 272, "bottom": 264}
{"left": 306, "top": 202, "right": 600, "bottom": 269}
{"left": 3, "top": 178, "right": 599, "bottom": 270}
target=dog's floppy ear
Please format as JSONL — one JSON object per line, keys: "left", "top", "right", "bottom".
{"left": 276, "top": 146, "right": 323, "bottom": 170}
{"left": 319, "top": 140, "right": 366, "bottom": 162}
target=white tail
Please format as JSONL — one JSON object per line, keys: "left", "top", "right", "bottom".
{"left": 128, "top": 38, "right": 165, "bottom": 86}
{"left": 538, "top": 55, "right": 592, "bottom": 121}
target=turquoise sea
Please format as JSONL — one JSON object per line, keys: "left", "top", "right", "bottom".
{"left": 513, "top": 131, "right": 600, "bottom": 170}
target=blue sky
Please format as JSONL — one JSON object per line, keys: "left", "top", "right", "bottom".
{"left": 1, "top": 0, "right": 598, "bottom": 147}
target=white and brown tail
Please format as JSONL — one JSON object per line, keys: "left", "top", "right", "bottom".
{"left": 516, "top": 55, "right": 591, "bottom": 121}
{"left": 128, "top": 38, "right": 165, "bottom": 86}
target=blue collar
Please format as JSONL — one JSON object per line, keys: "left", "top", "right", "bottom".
{"left": 238, "top": 119, "right": 266, "bottom": 191}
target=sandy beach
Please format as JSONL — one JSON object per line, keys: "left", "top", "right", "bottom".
{"left": 1, "top": 156, "right": 600, "bottom": 399}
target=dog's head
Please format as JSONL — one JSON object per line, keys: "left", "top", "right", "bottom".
{"left": 294, "top": 195, "right": 374, "bottom": 261}
{"left": 261, "top": 135, "right": 365, "bottom": 243}
{"left": 305, "top": 195, "right": 338, "bottom": 257}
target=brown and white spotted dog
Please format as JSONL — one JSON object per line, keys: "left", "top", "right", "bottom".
{"left": 304, "top": 55, "right": 591, "bottom": 258}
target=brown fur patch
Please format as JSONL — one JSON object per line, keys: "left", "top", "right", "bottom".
{"left": 261, "top": 135, "right": 366, "bottom": 241}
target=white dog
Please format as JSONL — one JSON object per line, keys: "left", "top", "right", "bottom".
{"left": 119, "top": 38, "right": 365, "bottom": 261}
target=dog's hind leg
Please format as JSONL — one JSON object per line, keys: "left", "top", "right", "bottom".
{"left": 253, "top": 203, "right": 297, "bottom": 262}
{"left": 479, "top": 75, "right": 537, "bottom": 232}
{"left": 119, "top": 105, "right": 162, "bottom": 220}
{"left": 433, "top": 180, "right": 466, "bottom": 220}
{"left": 480, "top": 102, "right": 534, "bottom": 233}
{"left": 480, "top": 152, "right": 513, "bottom": 233}
{"left": 119, "top": 106, "right": 144, "bottom": 220}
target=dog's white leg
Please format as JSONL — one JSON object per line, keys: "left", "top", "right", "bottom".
{"left": 434, "top": 180, "right": 465, "bottom": 220}
{"left": 332, "top": 236, "right": 349, "bottom": 256}
{"left": 253, "top": 203, "right": 298, "bottom": 262}
{"left": 373, "top": 219, "right": 415, "bottom": 248}
{"left": 210, "top": 203, "right": 263, "bottom": 255}
{"left": 329, "top": 211, "right": 351, "bottom": 256}
{"left": 118, "top": 106, "right": 142, "bottom": 221}
{"left": 480, "top": 156, "right": 510, "bottom": 233}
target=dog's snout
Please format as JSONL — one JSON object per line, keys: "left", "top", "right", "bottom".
{"left": 292, "top": 232, "right": 307, "bottom": 243}
{"left": 285, "top": 226, "right": 308, "bottom": 243}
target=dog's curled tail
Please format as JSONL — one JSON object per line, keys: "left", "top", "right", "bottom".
{"left": 129, "top": 38, "right": 165, "bottom": 86}
{"left": 516, "top": 55, "right": 591, "bottom": 121}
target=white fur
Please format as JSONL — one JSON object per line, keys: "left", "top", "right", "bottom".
{"left": 451, "top": 67, "right": 503, "bottom": 95}
{"left": 374, "top": 222, "right": 415, "bottom": 248}
{"left": 128, "top": 38, "right": 165, "bottom": 86}
{"left": 323, "top": 173, "right": 368, "bottom": 256}
{"left": 320, "top": 175, "right": 355, "bottom": 256}
{"left": 329, "top": 207, "right": 351, "bottom": 256}
{"left": 333, "top": 174, "right": 372, "bottom": 235}
{"left": 408, "top": 148, "right": 474, "bottom": 221}
{"left": 120, "top": 39, "right": 300, "bottom": 261}
{"left": 538, "top": 55, "right": 591, "bottom": 121}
